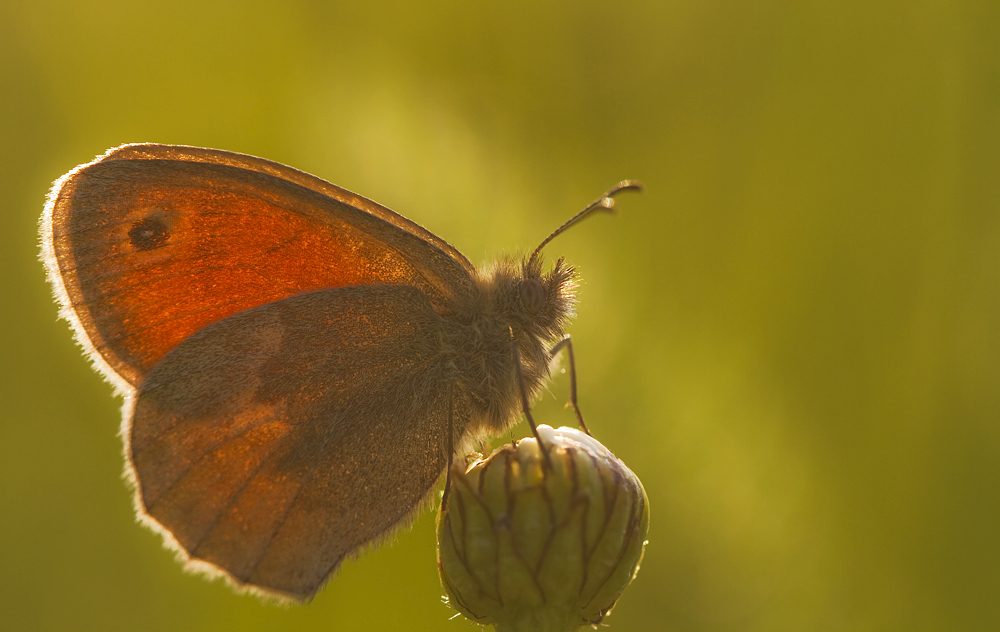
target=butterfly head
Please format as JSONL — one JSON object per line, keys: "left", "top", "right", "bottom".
{"left": 472, "top": 254, "right": 577, "bottom": 342}
{"left": 516, "top": 254, "right": 577, "bottom": 338}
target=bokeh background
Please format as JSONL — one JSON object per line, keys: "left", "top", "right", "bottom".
{"left": 3, "top": 1, "right": 999, "bottom": 630}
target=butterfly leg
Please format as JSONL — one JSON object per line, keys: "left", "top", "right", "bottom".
{"left": 549, "top": 334, "right": 591, "bottom": 436}
{"left": 510, "top": 335, "right": 553, "bottom": 468}
{"left": 442, "top": 380, "right": 457, "bottom": 507}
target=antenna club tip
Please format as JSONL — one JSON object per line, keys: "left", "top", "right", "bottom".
{"left": 616, "top": 179, "right": 645, "bottom": 193}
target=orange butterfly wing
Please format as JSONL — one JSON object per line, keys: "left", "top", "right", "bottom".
{"left": 41, "top": 143, "right": 475, "bottom": 390}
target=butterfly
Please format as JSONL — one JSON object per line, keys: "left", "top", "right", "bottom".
{"left": 40, "top": 143, "right": 640, "bottom": 600}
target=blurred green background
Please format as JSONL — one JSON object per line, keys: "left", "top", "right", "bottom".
{"left": 2, "top": 0, "right": 998, "bottom": 630}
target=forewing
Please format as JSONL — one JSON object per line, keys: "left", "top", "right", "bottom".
{"left": 129, "top": 285, "right": 453, "bottom": 600}
{"left": 41, "top": 144, "right": 475, "bottom": 390}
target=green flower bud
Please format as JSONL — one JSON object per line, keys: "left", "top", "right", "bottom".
{"left": 437, "top": 425, "right": 649, "bottom": 632}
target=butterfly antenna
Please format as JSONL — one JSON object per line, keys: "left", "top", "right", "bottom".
{"left": 528, "top": 180, "right": 644, "bottom": 267}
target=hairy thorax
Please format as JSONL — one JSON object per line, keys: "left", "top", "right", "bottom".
{"left": 440, "top": 255, "right": 578, "bottom": 441}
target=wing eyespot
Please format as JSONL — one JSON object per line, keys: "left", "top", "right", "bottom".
{"left": 129, "top": 216, "right": 171, "bottom": 251}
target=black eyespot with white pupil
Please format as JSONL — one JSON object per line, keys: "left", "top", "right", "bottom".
{"left": 129, "top": 217, "right": 170, "bottom": 251}
{"left": 519, "top": 278, "right": 545, "bottom": 313}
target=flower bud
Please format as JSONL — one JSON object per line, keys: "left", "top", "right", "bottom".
{"left": 437, "top": 425, "right": 648, "bottom": 632}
